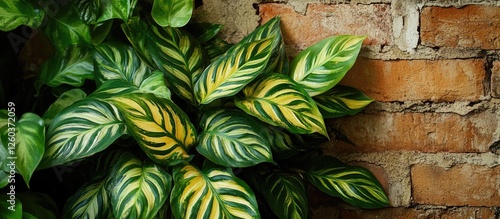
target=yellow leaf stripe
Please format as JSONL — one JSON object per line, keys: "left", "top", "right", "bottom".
{"left": 290, "top": 35, "right": 365, "bottom": 96}
{"left": 40, "top": 99, "right": 126, "bottom": 169}
{"left": 263, "top": 173, "right": 308, "bottom": 219}
{"left": 235, "top": 74, "right": 328, "bottom": 137}
{"left": 108, "top": 153, "right": 171, "bottom": 218}
{"left": 63, "top": 180, "right": 110, "bottom": 219}
{"left": 171, "top": 163, "right": 260, "bottom": 219}
{"left": 197, "top": 109, "right": 273, "bottom": 167}
{"left": 195, "top": 38, "right": 273, "bottom": 105}
{"left": 110, "top": 93, "right": 196, "bottom": 166}
{"left": 314, "top": 85, "right": 373, "bottom": 118}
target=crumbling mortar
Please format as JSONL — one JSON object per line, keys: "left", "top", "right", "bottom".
{"left": 362, "top": 99, "right": 498, "bottom": 115}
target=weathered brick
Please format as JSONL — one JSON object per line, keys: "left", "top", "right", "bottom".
{"left": 412, "top": 164, "right": 500, "bottom": 206}
{"left": 421, "top": 5, "right": 500, "bottom": 49}
{"left": 259, "top": 3, "right": 392, "bottom": 50}
{"left": 327, "top": 111, "right": 498, "bottom": 153}
{"left": 340, "top": 58, "right": 486, "bottom": 102}
{"left": 492, "top": 61, "right": 500, "bottom": 98}
{"left": 348, "top": 162, "right": 390, "bottom": 197}
{"left": 338, "top": 207, "right": 497, "bottom": 219}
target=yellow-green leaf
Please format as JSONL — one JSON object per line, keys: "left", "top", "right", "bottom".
{"left": 289, "top": 35, "right": 365, "bottom": 96}
{"left": 152, "top": 0, "right": 193, "bottom": 27}
{"left": 170, "top": 162, "right": 260, "bottom": 219}
{"left": 62, "top": 179, "right": 110, "bottom": 219}
{"left": 0, "top": 0, "right": 45, "bottom": 31}
{"left": 110, "top": 93, "right": 197, "bottom": 166}
{"left": 235, "top": 73, "right": 328, "bottom": 137}
{"left": 314, "top": 85, "right": 373, "bottom": 118}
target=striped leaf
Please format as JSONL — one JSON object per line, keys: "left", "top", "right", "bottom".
{"left": 262, "top": 172, "right": 308, "bottom": 219}
{"left": 62, "top": 179, "right": 110, "bottom": 219}
{"left": 122, "top": 17, "right": 156, "bottom": 68}
{"left": 197, "top": 109, "right": 273, "bottom": 167}
{"left": 0, "top": 113, "right": 45, "bottom": 186}
{"left": 39, "top": 98, "right": 126, "bottom": 169}
{"left": 42, "top": 6, "right": 91, "bottom": 51}
{"left": 314, "top": 85, "right": 373, "bottom": 119}
{"left": 195, "top": 39, "right": 273, "bottom": 104}
{"left": 266, "top": 127, "right": 297, "bottom": 159}
{"left": 90, "top": 73, "right": 171, "bottom": 101}
{"left": 110, "top": 93, "right": 197, "bottom": 166}
{"left": 73, "top": 0, "right": 137, "bottom": 23}
{"left": 0, "top": 0, "right": 45, "bottom": 31}
{"left": 38, "top": 47, "right": 94, "bottom": 90}
{"left": 289, "top": 35, "right": 365, "bottom": 96}
{"left": 107, "top": 153, "right": 172, "bottom": 219}
{"left": 42, "top": 89, "right": 87, "bottom": 125}
{"left": 148, "top": 24, "right": 207, "bottom": 104}
{"left": 170, "top": 163, "right": 260, "bottom": 219}
{"left": 72, "top": 0, "right": 100, "bottom": 23}
{"left": 235, "top": 73, "right": 328, "bottom": 137}
{"left": 306, "top": 156, "right": 389, "bottom": 209}
{"left": 152, "top": 0, "right": 193, "bottom": 27}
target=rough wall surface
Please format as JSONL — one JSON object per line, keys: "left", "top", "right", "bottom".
{"left": 194, "top": 0, "right": 500, "bottom": 218}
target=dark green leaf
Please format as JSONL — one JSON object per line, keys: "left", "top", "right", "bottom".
{"left": 0, "top": 0, "right": 45, "bottom": 31}
{"left": 185, "top": 22, "right": 223, "bottom": 44}
{"left": 42, "top": 6, "right": 92, "bottom": 51}
{"left": 42, "top": 89, "right": 87, "bottom": 125}
{"left": 262, "top": 172, "right": 308, "bottom": 219}
{"left": 314, "top": 85, "right": 373, "bottom": 118}
{"left": 63, "top": 179, "right": 110, "bottom": 218}
{"left": 0, "top": 195, "right": 21, "bottom": 219}
{"left": 17, "top": 192, "right": 59, "bottom": 219}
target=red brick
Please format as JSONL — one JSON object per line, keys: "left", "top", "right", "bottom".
{"left": 348, "top": 162, "right": 390, "bottom": 198}
{"left": 340, "top": 58, "right": 486, "bottom": 102}
{"left": 338, "top": 207, "right": 496, "bottom": 219}
{"left": 259, "top": 3, "right": 392, "bottom": 50}
{"left": 421, "top": 5, "right": 500, "bottom": 49}
{"left": 492, "top": 61, "right": 500, "bottom": 98}
{"left": 326, "top": 111, "right": 498, "bottom": 153}
{"left": 412, "top": 164, "right": 500, "bottom": 206}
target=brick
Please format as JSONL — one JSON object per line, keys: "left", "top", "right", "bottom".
{"left": 492, "top": 61, "right": 500, "bottom": 98}
{"left": 411, "top": 164, "right": 500, "bottom": 206}
{"left": 327, "top": 111, "right": 498, "bottom": 153}
{"left": 338, "top": 207, "right": 496, "bottom": 219}
{"left": 259, "top": 3, "right": 392, "bottom": 50}
{"left": 340, "top": 58, "right": 486, "bottom": 102}
{"left": 347, "top": 162, "right": 390, "bottom": 197}
{"left": 421, "top": 5, "right": 500, "bottom": 49}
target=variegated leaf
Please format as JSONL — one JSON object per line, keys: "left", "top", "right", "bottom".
{"left": 195, "top": 39, "right": 273, "bottom": 104}
{"left": 266, "top": 127, "right": 297, "bottom": 159}
{"left": 39, "top": 98, "right": 126, "bottom": 169}
{"left": 42, "top": 89, "right": 87, "bottom": 125}
{"left": 314, "top": 85, "right": 373, "bottom": 118}
{"left": 170, "top": 163, "right": 260, "bottom": 219}
{"left": 262, "top": 172, "right": 308, "bottom": 219}
{"left": 107, "top": 153, "right": 172, "bottom": 219}
{"left": 0, "top": 113, "right": 45, "bottom": 186}
{"left": 235, "top": 73, "right": 328, "bottom": 137}
{"left": 0, "top": 0, "right": 45, "bottom": 31}
{"left": 306, "top": 156, "right": 389, "bottom": 209}
{"left": 42, "top": 6, "right": 92, "bottom": 51}
{"left": 122, "top": 17, "right": 156, "bottom": 67}
{"left": 289, "top": 35, "right": 365, "bottom": 96}
{"left": 152, "top": 0, "right": 193, "bottom": 27}
{"left": 197, "top": 109, "right": 273, "bottom": 167}
{"left": 62, "top": 179, "right": 110, "bottom": 219}
{"left": 110, "top": 93, "right": 196, "bottom": 166}
{"left": 148, "top": 24, "right": 207, "bottom": 104}
{"left": 72, "top": 0, "right": 100, "bottom": 23}
{"left": 74, "top": 0, "right": 137, "bottom": 23}
{"left": 90, "top": 73, "right": 171, "bottom": 101}
{"left": 37, "top": 47, "right": 94, "bottom": 91}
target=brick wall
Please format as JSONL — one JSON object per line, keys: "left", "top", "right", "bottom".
{"left": 195, "top": 0, "right": 500, "bottom": 218}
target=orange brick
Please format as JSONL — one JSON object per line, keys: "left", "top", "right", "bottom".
{"left": 492, "top": 61, "right": 500, "bottom": 98}
{"left": 340, "top": 58, "right": 486, "bottom": 102}
{"left": 259, "top": 3, "right": 392, "bottom": 49}
{"left": 326, "top": 112, "right": 498, "bottom": 153}
{"left": 411, "top": 164, "right": 500, "bottom": 206}
{"left": 421, "top": 5, "right": 500, "bottom": 49}
{"left": 338, "top": 207, "right": 496, "bottom": 219}
{"left": 348, "top": 162, "right": 390, "bottom": 198}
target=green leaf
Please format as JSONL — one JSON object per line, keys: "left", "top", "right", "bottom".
{"left": 0, "top": 109, "right": 8, "bottom": 130}
{"left": 235, "top": 73, "right": 328, "bottom": 137}
{"left": 90, "top": 77, "right": 171, "bottom": 101}
{"left": 262, "top": 172, "right": 308, "bottom": 219}
{"left": 314, "top": 85, "right": 373, "bottom": 118}
{"left": 42, "top": 89, "right": 87, "bottom": 125}
{"left": 195, "top": 38, "right": 273, "bottom": 104}
{"left": 39, "top": 98, "right": 127, "bottom": 169}
{"left": 63, "top": 178, "right": 110, "bottom": 218}
{"left": 0, "top": 171, "right": 8, "bottom": 188}
{"left": 266, "top": 127, "right": 298, "bottom": 159}
{"left": 152, "top": 0, "right": 193, "bottom": 27}
{"left": 72, "top": 0, "right": 101, "bottom": 23}
{"left": 42, "top": 6, "right": 92, "bottom": 51}
{"left": 91, "top": 20, "right": 113, "bottom": 43}
{"left": 110, "top": 93, "right": 197, "bottom": 166}
{"left": 306, "top": 156, "right": 389, "bottom": 209}
{"left": 0, "top": 0, "right": 45, "bottom": 31}
{"left": 17, "top": 192, "right": 59, "bottom": 219}
{"left": 289, "top": 35, "right": 365, "bottom": 96}
{"left": 1, "top": 113, "right": 45, "bottom": 187}
{"left": 139, "top": 70, "right": 172, "bottom": 100}
{"left": 197, "top": 109, "right": 273, "bottom": 167}
{"left": 107, "top": 153, "right": 172, "bottom": 219}
{"left": 74, "top": 0, "right": 137, "bottom": 23}
{"left": 148, "top": 25, "right": 207, "bottom": 104}
{"left": 0, "top": 195, "right": 21, "bottom": 219}
{"left": 122, "top": 17, "right": 156, "bottom": 68}
{"left": 203, "top": 36, "right": 232, "bottom": 62}
{"left": 170, "top": 163, "right": 260, "bottom": 219}
{"left": 185, "top": 22, "right": 223, "bottom": 44}
{"left": 37, "top": 47, "right": 94, "bottom": 91}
